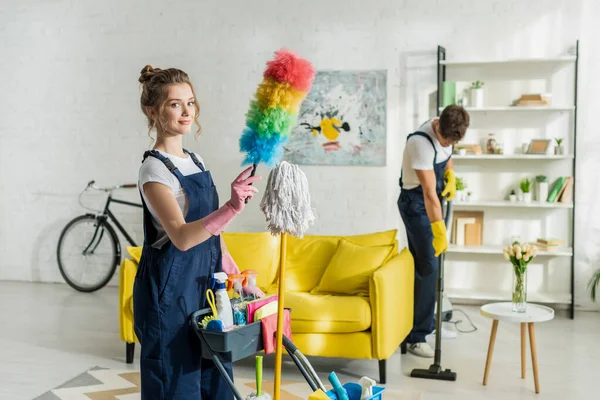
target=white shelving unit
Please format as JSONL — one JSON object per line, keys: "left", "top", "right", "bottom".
{"left": 447, "top": 244, "right": 573, "bottom": 257}
{"left": 452, "top": 154, "right": 573, "bottom": 160}
{"left": 454, "top": 200, "right": 573, "bottom": 209}
{"left": 439, "top": 106, "right": 575, "bottom": 112}
{"left": 437, "top": 42, "right": 579, "bottom": 317}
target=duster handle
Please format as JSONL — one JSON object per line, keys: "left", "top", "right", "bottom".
{"left": 244, "top": 164, "right": 257, "bottom": 204}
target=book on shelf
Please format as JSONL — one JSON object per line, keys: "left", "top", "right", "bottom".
{"left": 546, "top": 176, "right": 573, "bottom": 203}
{"left": 535, "top": 238, "right": 564, "bottom": 252}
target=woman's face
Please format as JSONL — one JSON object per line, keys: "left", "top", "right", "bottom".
{"left": 157, "top": 83, "right": 197, "bottom": 136}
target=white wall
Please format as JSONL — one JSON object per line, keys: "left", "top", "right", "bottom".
{"left": 0, "top": 0, "right": 598, "bottom": 310}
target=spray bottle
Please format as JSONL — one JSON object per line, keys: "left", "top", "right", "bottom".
{"left": 358, "top": 376, "right": 375, "bottom": 399}
{"left": 242, "top": 270, "right": 260, "bottom": 301}
{"left": 212, "top": 272, "right": 234, "bottom": 329}
{"left": 227, "top": 274, "right": 248, "bottom": 325}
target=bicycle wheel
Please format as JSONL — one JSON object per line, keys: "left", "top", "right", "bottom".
{"left": 57, "top": 214, "right": 121, "bottom": 292}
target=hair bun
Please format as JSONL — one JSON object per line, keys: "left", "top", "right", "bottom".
{"left": 139, "top": 65, "right": 162, "bottom": 84}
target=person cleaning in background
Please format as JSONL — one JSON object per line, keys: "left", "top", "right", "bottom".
{"left": 133, "top": 65, "right": 262, "bottom": 399}
{"left": 397, "top": 105, "right": 469, "bottom": 358}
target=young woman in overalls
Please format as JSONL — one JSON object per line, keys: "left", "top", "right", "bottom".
{"left": 133, "top": 65, "right": 261, "bottom": 399}
{"left": 397, "top": 105, "right": 469, "bottom": 358}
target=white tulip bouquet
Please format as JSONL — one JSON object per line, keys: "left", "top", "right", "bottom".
{"left": 503, "top": 242, "right": 538, "bottom": 311}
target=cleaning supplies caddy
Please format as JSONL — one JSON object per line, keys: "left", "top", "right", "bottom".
{"left": 212, "top": 272, "right": 234, "bottom": 329}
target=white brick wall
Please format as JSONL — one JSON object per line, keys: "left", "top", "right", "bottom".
{"left": 1, "top": 0, "right": 599, "bottom": 310}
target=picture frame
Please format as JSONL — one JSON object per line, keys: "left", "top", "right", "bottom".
{"left": 527, "top": 139, "right": 551, "bottom": 154}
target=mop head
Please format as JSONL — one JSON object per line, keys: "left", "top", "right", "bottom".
{"left": 260, "top": 161, "right": 315, "bottom": 238}
{"left": 239, "top": 48, "right": 315, "bottom": 168}
{"left": 245, "top": 393, "right": 272, "bottom": 400}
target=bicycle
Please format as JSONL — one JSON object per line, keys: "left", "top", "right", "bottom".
{"left": 56, "top": 180, "right": 143, "bottom": 292}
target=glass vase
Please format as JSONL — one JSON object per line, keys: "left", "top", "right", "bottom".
{"left": 512, "top": 269, "right": 527, "bottom": 313}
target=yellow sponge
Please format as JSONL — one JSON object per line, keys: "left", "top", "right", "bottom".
{"left": 254, "top": 301, "right": 279, "bottom": 321}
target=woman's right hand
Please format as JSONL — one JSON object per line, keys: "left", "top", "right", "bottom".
{"left": 228, "top": 166, "right": 262, "bottom": 213}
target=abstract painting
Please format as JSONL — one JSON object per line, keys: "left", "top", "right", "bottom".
{"left": 282, "top": 70, "right": 387, "bottom": 166}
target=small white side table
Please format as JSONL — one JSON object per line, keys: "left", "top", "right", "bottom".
{"left": 480, "top": 302, "right": 555, "bottom": 394}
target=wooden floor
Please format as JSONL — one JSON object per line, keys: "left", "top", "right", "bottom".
{"left": 1, "top": 281, "right": 599, "bottom": 400}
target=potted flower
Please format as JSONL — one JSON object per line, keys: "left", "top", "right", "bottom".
{"left": 470, "top": 80, "right": 484, "bottom": 108}
{"left": 503, "top": 242, "right": 538, "bottom": 312}
{"left": 520, "top": 178, "right": 532, "bottom": 203}
{"left": 554, "top": 137, "right": 564, "bottom": 155}
{"left": 456, "top": 177, "right": 465, "bottom": 201}
{"left": 535, "top": 175, "right": 548, "bottom": 202}
{"left": 509, "top": 189, "right": 517, "bottom": 202}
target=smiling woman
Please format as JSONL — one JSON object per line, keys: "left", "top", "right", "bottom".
{"left": 133, "top": 64, "right": 263, "bottom": 400}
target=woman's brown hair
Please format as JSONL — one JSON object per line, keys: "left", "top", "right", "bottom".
{"left": 139, "top": 65, "right": 201, "bottom": 140}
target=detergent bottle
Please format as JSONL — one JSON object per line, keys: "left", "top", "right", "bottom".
{"left": 227, "top": 274, "right": 248, "bottom": 326}
{"left": 212, "top": 272, "right": 233, "bottom": 328}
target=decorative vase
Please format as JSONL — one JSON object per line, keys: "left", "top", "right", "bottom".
{"left": 555, "top": 146, "right": 564, "bottom": 155}
{"left": 471, "top": 88, "right": 484, "bottom": 108}
{"left": 536, "top": 181, "right": 548, "bottom": 202}
{"left": 522, "top": 192, "right": 532, "bottom": 203}
{"left": 512, "top": 269, "right": 527, "bottom": 313}
{"left": 509, "top": 194, "right": 517, "bottom": 202}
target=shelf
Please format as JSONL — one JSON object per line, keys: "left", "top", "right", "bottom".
{"left": 439, "top": 106, "right": 575, "bottom": 112}
{"left": 452, "top": 154, "right": 573, "bottom": 160}
{"left": 440, "top": 56, "right": 576, "bottom": 66}
{"left": 446, "top": 288, "right": 571, "bottom": 305}
{"left": 447, "top": 244, "right": 573, "bottom": 257}
{"left": 453, "top": 200, "right": 573, "bottom": 209}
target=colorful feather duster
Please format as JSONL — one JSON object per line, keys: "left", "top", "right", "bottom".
{"left": 239, "top": 48, "right": 315, "bottom": 168}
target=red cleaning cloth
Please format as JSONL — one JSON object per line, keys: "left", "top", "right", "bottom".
{"left": 247, "top": 295, "right": 278, "bottom": 324}
{"left": 261, "top": 309, "right": 292, "bottom": 354}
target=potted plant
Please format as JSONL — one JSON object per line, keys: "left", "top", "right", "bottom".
{"left": 456, "top": 177, "right": 465, "bottom": 201}
{"left": 520, "top": 178, "right": 532, "bottom": 203}
{"left": 470, "top": 80, "right": 485, "bottom": 108}
{"left": 456, "top": 146, "right": 467, "bottom": 156}
{"left": 535, "top": 175, "right": 549, "bottom": 202}
{"left": 466, "top": 191, "right": 472, "bottom": 201}
{"left": 509, "top": 189, "right": 517, "bottom": 202}
{"left": 554, "top": 137, "right": 564, "bottom": 155}
{"left": 589, "top": 267, "right": 600, "bottom": 302}
{"left": 503, "top": 242, "right": 538, "bottom": 312}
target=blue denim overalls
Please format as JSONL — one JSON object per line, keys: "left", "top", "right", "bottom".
{"left": 133, "top": 149, "right": 233, "bottom": 399}
{"left": 398, "top": 131, "right": 449, "bottom": 344}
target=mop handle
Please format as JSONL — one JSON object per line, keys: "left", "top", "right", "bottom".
{"left": 244, "top": 164, "right": 257, "bottom": 204}
{"left": 256, "top": 355, "right": 263, "bottom": 396}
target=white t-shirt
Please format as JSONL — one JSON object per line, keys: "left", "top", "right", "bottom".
{"left": 138, "top": 150, "right": 206, "bottom": 248}
{"left": 401, "top": 118, "right": 453, "bottom": 190}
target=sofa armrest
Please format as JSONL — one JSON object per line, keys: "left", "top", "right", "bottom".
{"left": 119, "top": 258, "right": 138, "bottom": 344}
{"left": 369, "top": 248, "right": 414, "bottom": 360}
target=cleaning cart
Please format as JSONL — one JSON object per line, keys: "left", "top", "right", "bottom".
{"left": 190, "top": 308, "right": 387, "bottom": 400}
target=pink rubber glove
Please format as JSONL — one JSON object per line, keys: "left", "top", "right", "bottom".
{"left": 221, "top": 252, "right": 265, "bottom": 298}
{"left": 201, "top": 166, "right": 261, "bottom": 236}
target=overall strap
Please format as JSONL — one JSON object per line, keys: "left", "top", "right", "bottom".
{"left": 142, "top": 150, "right": 185, "bottom": 183}
{"left": 399, "top": 131, "right": 438, "bottom": 187}
{"left": 183, "top": 149, "right": 206, "bottom": 172}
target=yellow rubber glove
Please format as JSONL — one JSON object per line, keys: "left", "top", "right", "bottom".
{"left": 431, "top": 220, "right": 448, "bottom": 257}
{"left": 441, "top": 168, "right": 456, "bottom": 201}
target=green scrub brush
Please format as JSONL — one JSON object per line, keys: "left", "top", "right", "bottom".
{"left": 246, "top": 356, "right": 271, "bottom": 400}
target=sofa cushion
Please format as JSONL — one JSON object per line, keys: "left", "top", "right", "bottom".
{"left": 267, "top": 290, "right": 372, "bottom": 334}
{"left": 222, "top": 232, "right": 280, "bottom": 290}
{"left": 281, "top": 229, "right": 398, "bottom": 293}
{"left": 311, "top": 239, "right": 395, "bottom": 296}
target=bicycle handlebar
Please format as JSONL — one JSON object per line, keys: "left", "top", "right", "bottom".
{"left": 86, "top": 180, "right": 137, "bottom": 193}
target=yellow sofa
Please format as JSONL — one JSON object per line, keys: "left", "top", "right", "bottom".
{"left": 119, "top": 229, "right": 414, "bottom": 383}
